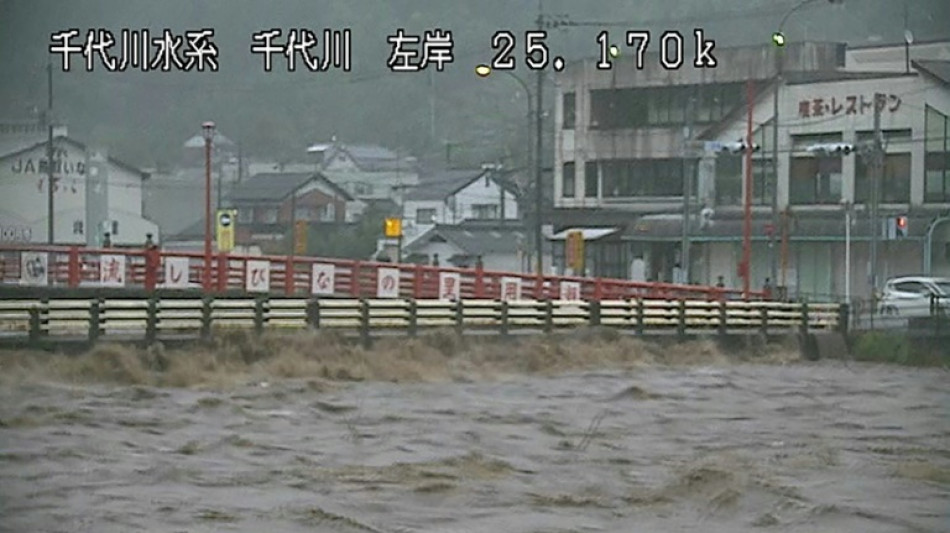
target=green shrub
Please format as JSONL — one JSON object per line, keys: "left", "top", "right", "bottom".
{"left": 852, "top": 332, "right": 910, "bottom": 363}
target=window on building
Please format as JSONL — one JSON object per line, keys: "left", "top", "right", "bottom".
{"left": 561, "top": 162, "right": 576, "bottom": 198}
{"left": 562, "top": 92, "right": 576, "bottom": 130}
{"left": 924, "top": 105, "right": 950, "bottom": 203}
{"left": 790, "top": 156, "right": 842, "bottom": 205}
{"left": 259, "top": 207, "right": 278, "bottom": 223}
{"left": 590, "top": 83, "right": 744, "bottom": 129}
{"left": 589, "top": 88, "right": 647, "bottom": 129}
{"left": 855, "top": 153, "right": 911, "bottom": 204}
{"left": 471, "top": 204, "right": 499, "bottom": 219}
{"left": 599, "top": 159, "right": 686, "bottom": 198}
{"left": 321, "top": 203, "right": 336, "bottom": 222}
{"left": 751, "top": 158, "right": 773, "bottom": 206}
{"left": 715, "top": 154, "right": 742, "bottom": 206}
{"left": 294, "top": 206, "right": 314, "bottom": 221}
{"left": 584, "top": 161, "right": 599, "bottom": 198}
{"left": 416, "top": 208, "right": 437, "bottom": 224}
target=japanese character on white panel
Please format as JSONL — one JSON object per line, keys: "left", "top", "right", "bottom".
{"left": 500, "top": 276, "right": 522, "bottom": 301}
{"left": 439, "top": 272, "right": 461, "bottom": 301}
{"left": 377, "top": 267, "right": 400, "bottom": 298}
{"left": 246, "top": 260, "right": 271, "bottom": 292}
{"left": 99, "top": 254, "right": 126, "bottom": 287}
{"left": 559, "top": 281, "right": 581, "bottom": 301}
{"left": 20, "top": 252, "right": 48, "bottom": 286}
{"left": 311, "top": 263, "right": 336, "bottom": 296}
{"left": 163, "top": 257, "right": 190, "bottom": 288}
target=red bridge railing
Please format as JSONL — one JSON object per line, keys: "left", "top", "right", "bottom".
{"left": 0, "top": 244, "right": 762, "bottom": 301}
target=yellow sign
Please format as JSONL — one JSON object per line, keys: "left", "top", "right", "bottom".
{"left": 566, "top": 230, "right": 584, "bottom": 273}
{"left": 294, "top": 219, "right": 308, "bottom": 254}
{"left": 216, "top": 209, "right": 237, "bottom": 252}
{"left": 384, "top": 217, "right": 403, "bottom": 238}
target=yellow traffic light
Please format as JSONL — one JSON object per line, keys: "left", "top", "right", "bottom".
{"left": 384, "top": 217, "right": 403, "bottom": 238}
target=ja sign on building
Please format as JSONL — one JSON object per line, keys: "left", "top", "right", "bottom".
{"left": 0, "top": 133, "right": 159, "bottom": 246}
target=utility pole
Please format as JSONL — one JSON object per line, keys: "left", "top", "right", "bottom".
{"left": 869, "top": 93, "right": 884, "bottom": 321}
{"left": 533, "top": 0, "right": 545, "bottom": 276}
{"left": 770, "top": 51, "right": 781, "bottom": 289}
{"left": 680, "top": 93, "right": 695, "bottom": 284}
{"left": 46, "top": 61, "right": 55, "bottom": 245}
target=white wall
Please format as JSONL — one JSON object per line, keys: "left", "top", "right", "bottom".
{"left": 403, "top": 199, "right": 449, "bottom": 224}
{"left": 0, "top": 140, "right": 157, "bottom": 245}
{"left": 453, "top": 176, "right": 519, "bottom": 221}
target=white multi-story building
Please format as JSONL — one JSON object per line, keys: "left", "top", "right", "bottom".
{"left": 552, "top": 40, "right": 950, "bottom": 302}
{"left": 0, "top": 125, "right": 158, "bottom": 246}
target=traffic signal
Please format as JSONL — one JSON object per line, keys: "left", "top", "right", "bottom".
{"left": 895, "top": 215, "right": 908, "bottom": 238}
{"left": 720, "top": 140, "right": 761, "bottom": 154}
{"left": 805, "top": 143, "right": 855, "bottom": 155}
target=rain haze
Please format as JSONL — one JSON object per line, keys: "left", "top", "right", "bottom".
{"left": 1, "top": 1, "right": 950, "bottom": 532}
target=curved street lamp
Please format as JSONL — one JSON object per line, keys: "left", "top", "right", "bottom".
{"left": 770, "top": 0, "right": 845, "bottom": 289}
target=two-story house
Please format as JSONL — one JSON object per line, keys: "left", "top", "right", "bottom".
{"left": 171, "top": 172, "right": 360, "bottom": 253}
{"left": 402, "top": 168, "right": 521, "bottom": 228}
{"left": 307, "top": 140, "right": 419, "bottom": 203}
{"left": 553, "top": 40, "right": 950, "bottom": 301}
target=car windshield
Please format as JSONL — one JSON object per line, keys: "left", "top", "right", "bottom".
{"left": 935, "top": 282, "right": 950, "bottom": 295}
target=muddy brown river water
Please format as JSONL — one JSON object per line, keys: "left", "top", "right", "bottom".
{"left": 0, "top": 344, "right": 948, "bottom": 532}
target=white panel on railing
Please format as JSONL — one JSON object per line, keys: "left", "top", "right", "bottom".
{"left": 20, "top": 252, "right": 48, "bottom": 286}
{"left": 99, "top": 254, "right": 126, "bottom": 287}
{"left": 246, "top": 259, "right": 271, "bottom": 292}
{"left": 501, "top": 276, "right": 522, "bottom": 301}
{"left": 163, "top": 257, "right": 190, "bottom": 288}
{"left": 377, "top": 267, "right": 400, "bottom": 298}
{"left": 439, "top": 272, "right": 461, "bottom": 301}
{"left": 311, "top": 263, "right": 336, "bottom": 295}
{"left": 559, "top": 280, "right": 581, "bottom": 300}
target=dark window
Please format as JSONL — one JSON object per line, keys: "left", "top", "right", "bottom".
{"left": 715, "top": 155, "right": 742, "bottom": 206}
{"left": 415, "top": 208, "right": 436, "bottom": 224}
{"left": 584, "top": 161, "right": 598, "bottom": 198}
{"left": 855, "top": 154, "right": 911, "bottom": 204}
{"left": 599, "top": 159, "right": 686, "bottom": 198}
{"left": 924, "top": 104, "right": 950, "bottom": 203}
{"left": 562, "top": 93, "right": 576, "bottom": 130}
{"left": 590, "top": 83, "right": 743, "bottom": 129}
{"left": 752, "top": 158, "right": 773, "bottom": 206}
{"left": 561, "top": 162, "right": 575, "bottom": 198}
{"left": 790, "top": 156, "right": 842, "bottom": 205}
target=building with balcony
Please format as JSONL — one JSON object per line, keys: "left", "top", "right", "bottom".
{"left": 552, "top": 40, "right": 950, "bottom": 301}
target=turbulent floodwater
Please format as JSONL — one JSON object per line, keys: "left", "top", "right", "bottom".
{"left": 0, "top": 336, "right": 948, "bottom": 532}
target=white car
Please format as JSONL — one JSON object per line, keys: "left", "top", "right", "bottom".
{"left": 878, "top": 276, "right": 950, "bottom": 317}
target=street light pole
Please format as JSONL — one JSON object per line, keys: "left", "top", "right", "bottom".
{"left": 202, "top": 121, "right": 216, "bottom": 292}
{"left": 46, "top": 61, "right": 54, "bottom": 244}
{"left": 533, "top": 4, "right": 545, "bottom": 276}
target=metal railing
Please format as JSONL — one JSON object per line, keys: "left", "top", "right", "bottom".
{"left": 0, "top": 244, "right": 767, "bottom": 302}
{"left": 0, "top": 292, "right": 843, "bottom": 349}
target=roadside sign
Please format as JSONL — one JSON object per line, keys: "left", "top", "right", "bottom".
{"left": 216, "top": 209, "right": 237, "bottom": 252}
{"left": 377, "top": 267, "right": 400, "bottom": 298}
{"left": 294, "top": 220, "right": 308, "bottom": 254}
{"left": 246, "top": 259, "right": 270, "bottom": 292}
{"left": 384, "top": 217, "right": 403, "bottom": 238}
{"left": 565, "top": 230, "right": 585, "bottom": 273}
{"left": 311, "top": 263, "right": 336, "bottom": 295}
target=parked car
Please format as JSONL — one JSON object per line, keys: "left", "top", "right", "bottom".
{"left": 877, "top": 276, "right": 950, "bottom": 317}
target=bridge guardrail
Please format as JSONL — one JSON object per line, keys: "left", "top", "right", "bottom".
{"left": 0, "top": 244, "right": 764, "bottom": 302}
{"left": 0, "top": 294, "right": 844, "bottom": 349}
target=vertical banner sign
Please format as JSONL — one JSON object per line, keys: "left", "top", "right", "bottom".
{"left": 216, "top": 209, "right": 236, "bottom": 252}
{"left": 559, "top": 280, "right": 581, "bottom": 301}
{"left": 163, "top": 256, "right": 190, "bottom": 288}
{"left": 439, "top": 272, "right": 461, "bottom": 301}
{"left": 500, "top": 276, "right": 522, "bottom": 301}
{"left": 566, "top": 230, "right": 585, "bottom": 273}
{"left": 294, "top": 220, "right": 308, "bottom": 255}
{"left": 99, "top": 254, "right": 126, "bottom": 287}
{"left": 246, "top": 259, "right": 271, "bottom": 292}
{"left": 376, "top": 267, "right": 400, "bottom": 298}
{"left": 20, "top": 252, "right": 48, "bottom": 286}
{"left": 311, "top": 263, "right": 336, "bottom": 295}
